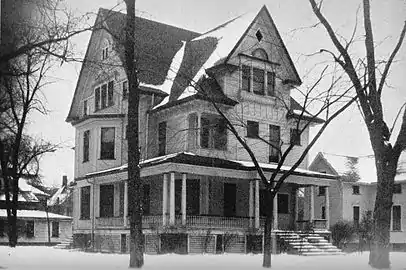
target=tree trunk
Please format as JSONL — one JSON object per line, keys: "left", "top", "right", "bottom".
{"left": 7, "top": 213, "right": 17, "bottom": 247}
{"left": 368, "top": 157, "right": 397, "bottom": 269}
{"left": 263, "top": 193, "right": 274, "bottom": 268}
{"left": 124, "top": 0, "right": 144, "bottom": 268}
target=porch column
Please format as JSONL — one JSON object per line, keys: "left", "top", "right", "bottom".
{"left": 124, "top": 181, "right": 128, "bottom": 226}
{"left": 310, "top": 185, "right": 315, "bottom": 222}
{"left": 325, "top": 186, "right": 330, "bottom": 229}
{"left": 169, "top": 172, "right": 175, "bottom": 225}
{"left": 273, "top": 194, "right": 278, "bottom": 230}
{"left": 249, "top": 180, "right": 254, "bottom": 228}
{"left": 255, "top": 180, "right": 260, "bottom": 229}
{"left": 181, "top": 173, "right": 187, "bottom": 225}
{"left": 162, "top": 173, "right": 168, "bottom": 225}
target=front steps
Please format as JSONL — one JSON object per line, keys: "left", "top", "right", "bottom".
{"left": 277, "top": 232, "right": 343, "bottom": 256}
{"left": 53, "top": 237, "right": 73, "bottom": 250}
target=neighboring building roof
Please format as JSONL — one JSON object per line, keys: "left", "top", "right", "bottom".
{"left": 0, "top": 209, "right": 72, "bottom": 220}
{"left": 47, "top": 185, "right": 72, "bottom": 207}
{"left": 0, "top": 177, "right": 49, "bottom": 203}
{"left": 311, "top": 152, "right": 406, "bottom": 183}
{"left": 83, "top": 152, "right": 338, "bottom": 180}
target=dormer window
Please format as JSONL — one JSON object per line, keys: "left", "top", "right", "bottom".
{"left": 95, "top": 80, "right": 114, "bottom": 111}
{"left": 241, "top": 60, "right": 276, "bottom": 97}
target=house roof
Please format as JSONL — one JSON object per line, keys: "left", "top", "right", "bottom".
{"left": 83, "top": 152, "right": 338, "bottom": 180}
{"left": 47, "top": 185, "right": 72, "bottom": 206}
{"left": 0, "top": 177, "right": 49, "bottom": 203}
{"left": 0, "top": 209, "right": 72, "bottom": 220}
{"left": 312, "top": 152, "right": 406, "bottom": 183}
{"left": 66, "top": 9, "right": 200, "bottom": 122}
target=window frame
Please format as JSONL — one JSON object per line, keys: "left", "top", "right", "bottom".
{"left": 51, "top": 221, "right": 59, "bottom": 238}
{"left": 290, "top": 128, "right": 301, "bottom": 146}
{"left": 99, "top": 184, "right": 115, "bottom": 218}
{"left": 94, "top": 80, "right": 115, "bottom": 111}
{"left": 200, "top": 114, "right": 228, "bottom": 150}
{"left": 241, "top": 65, "right": 251, "bottom": 92}
{"left": 318, "top": 186, "right": 326, "bottom": 196}
{"left": 83, "top": 130, "right": 90, "bottom": 163}
{"left": 352, "top": 185, "right": 360, "bottom": 195}
{"left": 393, "top": 183, "right": 402, "bottom": 194}
{"left": 158, "top": 121, "right": 167, "bottom": 156}
{"left": 100, "top": 127, "right": 115, "bottom": 160}
{"left": 80, "top": 186, "right": 91, "bottom": 220}
{"left": 26, "top": 220, "right": 34, "bottom": 238}
{"left": 392, "top": 205, "right": 402, "bottom": 231}
{"left": 247, "top": 121, "right": 259, "bottom": 139}
{"left": 269, "top": 124, "right": 280, "bottom": 163}
{"left": 252, "top": 67, "right": 265, "bottom": 95}
{"left": 353, "top": 205, "right": 360, "bottom": 226}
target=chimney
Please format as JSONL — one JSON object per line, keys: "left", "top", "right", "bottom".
{"left": 62, "top": 175, "right": 68, "bottom": 187}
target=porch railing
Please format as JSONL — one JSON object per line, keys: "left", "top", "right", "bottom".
{"left": 296, "top": 219, "right": 327, "bottom": 231}
{"left": 186, "top": 215, "right": 250, "bottom": 229}
{"left": 96, "top": 217, "right": 124, "bottom": 228}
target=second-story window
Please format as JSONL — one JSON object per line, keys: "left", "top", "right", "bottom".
{"left": 158, "top": 121, "right": 167, "bottom": 156}
{"left": 269, "top": 124, "right": 280, "bottom": 163}
{"left": 290, "top": 128, "right": 301, "bottom": 146}
{"left": 247, "top": 121, "right": 259, "bottom": 138}
{"left": 94, "top": 80, "right": 114, "bottom": 111}
{"left": 83, "top": 130, "right": 90, "bottom": 163}
{"left": 267, "top": 71, "right": 275, "bottom": 96}
{"left": 393, "top": 184, "right": 402, "bottom": 194}
{"left": 352, "top": 185, "right": 360, "bottom": 195}
{"left": 100, "top": 127, "right": 115, "bottom": 160}
{"left": 253, "top": 68, "right": 265, "bottom": 95}
{"left": 200, "top": 114, "right": 227, "bottom": 150}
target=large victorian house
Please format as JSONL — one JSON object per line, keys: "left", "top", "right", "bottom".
{"left": 66, "top": 6, "right": 340, "bottom": 255}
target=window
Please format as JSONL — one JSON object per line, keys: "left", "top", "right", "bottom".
{"left": 187, "top": 113, "right": 198, "bottom": 150}
{"left": 200, "top": 114, "right": 227, "bottom": 150}
{"left": 393, "top": 184, "right": 402, "bottom": 194}
{"left": 392, "top": 205, "right": 401, "bottom": 231}
{"left": 352, "top": 185, "right": 360, "bottom": 195}
{"left": 51, "top": 221, "right": 59, "bottom": 238}
{"left": 255, "top": 30, "right": 263, "bottom": 42}
{"left": 26, "top": 220, "right": 34, "bottom": 238}
{"left": 94, "top": 80, "right": 114, "bottom": 111}
{"left": 321, "top": 206, "right": 326, "bottom": 219}
{"left": 253, "top": 68, "right": 265, "bottom": 95}
{"left": 80, "top": 186, "right": 91, "bottom": 219}
{"left": 101, "top": 40, "right": 109, "bottom": 60}
{"left": 290, "top": 129, "right": 301, "bottom": 146}
{"left": 158, "top": 122, "right": 167, "bottom": 156}
{"left": 269, "top": 125, "right": 280, "bottom": 163}
{"left": 142, "top": 184, "right": 150, "bottom": 215}
{"left": 83, "top": 130, "right": 90, "bottom": 163}
{"left": 277, "top": 194, "right": 289, "bottom": 214}
{"left": 99, "top": 184, "right": 114, "bottom": 218}
{"left": 267, "top": 71, "right": 275, "bottom": 96}
{"left": 83, "top": 100, "right": 88, "bottom": 116}
{"left": 247, "top": 121, "right": 259, "bottom": 138}
{"left": 119, "top": 182, "right": 124, "bottom": 217}
{"left": 318, "top": 186, "right": 326, "bottom": 196}
{"left": 0, "top": 220, "right": 4, "bottom": 237}
{"left": 353, "top": 206, "right": 360, "bottom": 226}
{"left": 242, "top": 65, "right": 251, "bottom": 92}
{"left": 100, "top": 127, "right": 115, "bottom": 160}
{"left": 122, "top": 80, "right": 128, "bottom": 99}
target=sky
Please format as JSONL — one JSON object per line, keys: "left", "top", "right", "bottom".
{"left": 26, "top": 0, "right": 406, "bottom": 187}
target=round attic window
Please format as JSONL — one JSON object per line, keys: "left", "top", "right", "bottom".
{"left": 252, "top": 48, "right": 268, "bottom": 60}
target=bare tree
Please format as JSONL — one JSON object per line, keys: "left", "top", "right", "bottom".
{"left": 309, "top": 0, "right": 406, "bottom": 268}
{"left": 0, "top": 0, "right": 88, "bottom": 247}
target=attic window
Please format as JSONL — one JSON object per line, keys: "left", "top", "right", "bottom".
{"left": 101, "top": 39, "right": 110, "bottom": 60}
{"left": 256, "top": 30, "right": 263, "bottom": 42}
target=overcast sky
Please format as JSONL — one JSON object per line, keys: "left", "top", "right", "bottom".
{"left": 27, "top": 0, "right": 406, "bottom": 186}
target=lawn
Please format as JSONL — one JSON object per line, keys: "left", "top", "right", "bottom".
{"left": 1, "top": 247, "right": 406, "bottom": 270}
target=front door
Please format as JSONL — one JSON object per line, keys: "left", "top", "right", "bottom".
{"left": 224, "top": 183, "right": 236, "bottom": 217}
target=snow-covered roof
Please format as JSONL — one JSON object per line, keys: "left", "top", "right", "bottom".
{"left": 19, "top": 178, "right": 49, "bottom": 197}
{"left": 0, "top": 209, "right": 72, "bottom": 220}
{"left": 316, "top": 152, "right": 406, "bottom": 183}
{"left": 47, "top": 185, "right": 72, "bottom": 206}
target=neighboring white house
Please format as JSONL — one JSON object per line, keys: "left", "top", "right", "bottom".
{"left": 310, "top": 152, "right": 406, "bottom": 250}
{"left": 66, "top": 6, "right": 339, "bottom": 254}
{"left": 0, "top": 209, "right": 72, "bottom": 245}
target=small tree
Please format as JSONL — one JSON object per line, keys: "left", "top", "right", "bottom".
{"left": 330, "top": 220, "right": 356, "bottom": 249}
{"left": 357, "top": 211, "right": 374, "bottom": 252}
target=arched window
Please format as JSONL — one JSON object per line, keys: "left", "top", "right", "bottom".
{"left": 252, "top": 48, "right": 268, "bottom": 60}
{"left": 101, "top": 39, "right": 110, "bottom": 60}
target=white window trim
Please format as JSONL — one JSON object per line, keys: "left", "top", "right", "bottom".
{"left": 94, "top": 80, "right": 115, "bottom": 111}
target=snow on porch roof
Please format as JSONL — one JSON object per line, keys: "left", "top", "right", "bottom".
{"left": 0, "top": 209, "right": 72, "bottom": 220}
{"left": 84, "top": 152, "right": 338, "bottom": 180}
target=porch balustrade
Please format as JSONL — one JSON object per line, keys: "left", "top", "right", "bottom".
{"left": 186, "top": 215, "right": 250, "bottom": 229}
{"left": 96, "top": 216, "right": 124, "bottom": 228}
{"left": 296, "top": 219, "right": 327, "bottom": 231}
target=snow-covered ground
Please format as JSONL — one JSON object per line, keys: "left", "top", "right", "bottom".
{"left": 1, "top": 247, "right": 406, "bottom": 270}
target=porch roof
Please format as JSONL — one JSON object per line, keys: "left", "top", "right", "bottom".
{"left": 84, "top": 152, "right": 338, "bottom": 181}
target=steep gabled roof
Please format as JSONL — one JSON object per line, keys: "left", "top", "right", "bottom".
{"left": 66, "top": 9, "right": 199, "bottom": 122}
